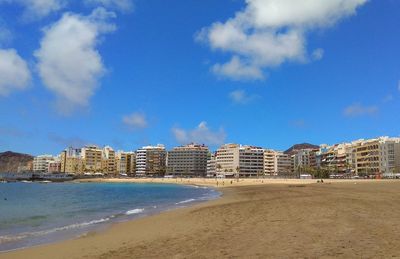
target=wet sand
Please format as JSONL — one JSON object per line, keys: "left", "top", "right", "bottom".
{"left": 2, "top": 180, "right": 400, "bottom": 258}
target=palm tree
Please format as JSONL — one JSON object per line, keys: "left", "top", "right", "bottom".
{"left": 235, "top": 166, "right": 240, "bottom": 182}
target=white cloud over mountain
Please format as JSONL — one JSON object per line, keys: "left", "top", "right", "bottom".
{"left": 34, "top": 7, "right": 116, "bottom": 114}
{"left": 197, "top": 0, "right": 368, "bottom": 80}
{"left": 0, "top": 49, "right": 31, "bottom": 96}
{"left": 172, "top": 121, "right": 226, "bottom": 146}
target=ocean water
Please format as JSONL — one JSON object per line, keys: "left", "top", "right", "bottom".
{"left": 0, "top": 182, "right": 219, "bottom": 251}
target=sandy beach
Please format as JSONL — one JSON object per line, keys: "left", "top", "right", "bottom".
{"left": 2, "top": 179, "right": 400, "bottom": 258}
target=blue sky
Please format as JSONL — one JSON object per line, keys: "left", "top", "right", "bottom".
{"left": 0, "top": 0, "right": 399, "bottom": 155}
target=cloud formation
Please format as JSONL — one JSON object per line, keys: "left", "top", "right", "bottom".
{"left": 229, "top": 89, "right": 259, "bottom": 104}
{"left": 122, "top": 112, "right": 148, "bottom": 129}
{"left": 35, "top": 7, "right": 116, "bottom": 114}
{"left": 0, "top": 49, "right": 31, "bottom": 96}
{"left": 172, "top": 121, "right": 226, "bottom": 146}
{"left": 85, "top": 0, "right": 133, "bottom": 12}
{"left": 0, "top": 0, "right": 66, "bottom": 20}
{"left": 197, "top": 0, "right": 367, "bottom": 80}
{"left": 343, "top": 103, "right": 378, "bottom": 117}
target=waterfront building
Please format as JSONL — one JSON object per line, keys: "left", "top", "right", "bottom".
{"left": 102, "top": 146, "right": 116, "bottom": 176}
{"left": 239, "top": 146, "right": 264, "bottom": 177}
{"left": 47, "top": 160, "right": 61, "bottom": 173}
{"left": 292, "top": 148, "right": 318, "bottom": 174}
{"left": 215, "top": 144, "right": 240, "bottom": 178}
{"left": 60, "top": 148, "right": 84, "bottom": 174}
{"left": 215, "top": 144, "right": 264, "bottom": 178}
{"left": 116, "top": 151, "right": 136, "bottom": 176}
{"left": 264, "top": 149, "right": 294, "bottom": 176}
{"left": 136, "top": 145, "right": 166, "bottom": 177}
{"left": 352, "top": 137, "right": 400, "bottom": 177}
{"left": 167, "top": 144, "right": 209, "bottom": 177}
{"left": 263, "top": 149, "right": 276, "bottom": 175}
{"left": 33, "top": 155, "right": 55, "bottom": 173}
{"left": 318, "top": 143, "right": 356, "bottom": 177}
{"left": 206, "top": 152, "right": 216, "bottom": 178}
{"left": 81, "top": 145, "right": 103, "bottom": 173}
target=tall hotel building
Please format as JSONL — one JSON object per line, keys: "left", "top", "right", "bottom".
{"left": 167, "top": 144, "right": 209, "bottom": 177}
{"left": 60, "top": 147, "right": 83, "bottom": 174}
{"left": 215, "top": 144, "right": 264, "bottom": 178}
{"left": 116, "top": 151, "right": 136, "bottom": 176}
{"left": 136, "top": 145, "right": 167, "bottom": 177}
{"left": 81, "top": 145, "right": 103, "bottom": 173}
{"left": 264, "top": 150, "right": 293, "bottom": 176}
{"left": 353, "top": 137, "right": 400, "bottom": 176}
{"left": 102, "top": 146, "right": 116, "bottom": 175}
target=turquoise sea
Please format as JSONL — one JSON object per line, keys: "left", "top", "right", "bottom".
{"left": 0, "top": 182, "right": 219, "bottom": 251}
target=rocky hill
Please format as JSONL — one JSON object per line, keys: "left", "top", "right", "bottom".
{"left": 284, "top": 143, "right": 319, "bottom": 155}
{"left": 0, "top": 151, "right": 33, "bottom": 173}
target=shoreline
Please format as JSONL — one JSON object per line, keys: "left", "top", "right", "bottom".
{"left": 2, "top": 180, "right": 400, "bottom": 258}
{"left": 0, "top": 181, "right": 220, "bottom": 254}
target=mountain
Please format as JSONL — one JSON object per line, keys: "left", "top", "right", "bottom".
{"left": 284, "top": 143, "right": 320, "bottom": 155}
{"left": 0, "top": 151, "right": 33, "bottom": 173}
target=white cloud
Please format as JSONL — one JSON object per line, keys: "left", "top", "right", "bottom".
{"left": 343, "top": 103, "right": 378, "bottom": 117}
{"left": 85, "top": 0, "right": 133, "bottom": 12}
{"left": 122, "top": 112, "right": 148, "bottom": 129}
{"left": 229, "top": 89, "right": 259, "bottom": 104}
{"left": 197, "top": 0, "right": 367, "bottom": 80}
{"left": 172, "top": 121, "right": 226, "bottom": 146}
{"left": 213, "top": 56, "right": 264, "bottom": 80}
{"left": 34, "top": 8, "right": 116, "bottom": 114}
{"left": 0, "top": 0, "right": 66, "bottom": 20}
{"left": 0, "top": 48, "right": 31, "bottom": 96}
{"left": 312, "top": 48, "right": 324, "bottom": 61}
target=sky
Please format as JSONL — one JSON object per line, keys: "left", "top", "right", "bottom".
{"left": 0, "top": 0, "right": 399, "bottom": 155}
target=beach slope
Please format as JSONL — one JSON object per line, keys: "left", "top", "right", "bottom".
{"left": 2, "top": 181, "right": 400, "bottom": 258}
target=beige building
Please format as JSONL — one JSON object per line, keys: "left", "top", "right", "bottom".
{"left": 102, "top": 146, "right": 116, "bottom": 176}
{"left": 116, "top": 151, "right": 136, "bottom": 176}
{"left": 81, "top": 145, "right": 103, "bottom": 173}
{"left": 264, "top": 149, "right": 293, "bottom": 176}
{"left": 215, "top": 144, "right": 264, "bottom": 178}
{"left": 353, "top": 137, "right": 400, "bottom": 177}
{"left": 33, "top": 155, "right": 55, "bottom": 173}
{"left": 60, "top": 147, "right": 84, "bottom": 174}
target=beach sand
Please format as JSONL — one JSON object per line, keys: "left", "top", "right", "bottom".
{"left": 2, "top": 180, "right": 400, "bottom": 258}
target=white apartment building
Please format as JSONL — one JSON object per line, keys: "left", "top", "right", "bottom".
{"left": 215, "top": 144, "right": 264, "bottom": 178}
{"left": 33, "top": 155, "right": 55, "bottom": 173}
{"left": 136, "top": 144, "right": 166, "bottom": 177}
{"left": 264, "top": 149, "right": 293, "bottom": 176}
{"left": 206, "top": 152, "right": 216, "bottom": 177}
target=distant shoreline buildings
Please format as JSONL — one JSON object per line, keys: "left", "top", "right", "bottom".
{"left": 29, "top": 136, "right": 400, "bottom": 179}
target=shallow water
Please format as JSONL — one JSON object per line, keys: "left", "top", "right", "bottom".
{"left": 0, "top": 182, "right": 219, "bottom": 251}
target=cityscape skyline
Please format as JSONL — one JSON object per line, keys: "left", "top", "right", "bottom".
{"left": 0, "top": 0, "right": 399, "bottom": 156}
{"left": 22, "top": 135, "right": 400, "bottom": 180}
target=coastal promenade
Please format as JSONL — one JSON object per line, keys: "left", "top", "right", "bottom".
{"left": 2, "top": 179, "right": 400, "bottom": 258}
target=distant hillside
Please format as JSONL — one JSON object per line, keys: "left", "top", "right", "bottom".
{"left": 284, "top": 143, "right": 319, "bottom": 155}
{"left": 0, "top": 151, "right": 33, "bottom": 173}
